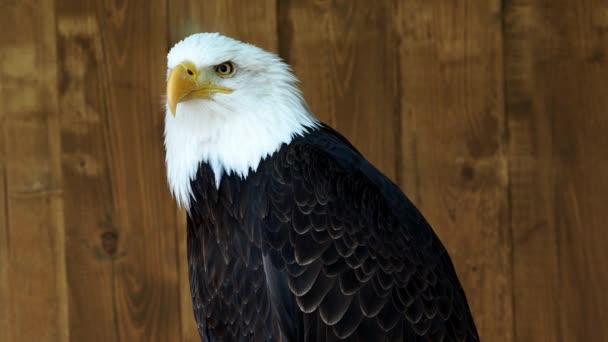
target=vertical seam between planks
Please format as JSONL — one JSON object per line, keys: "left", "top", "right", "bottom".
{"left": 0, "top": 126, "right": 8, "bottom": 342}
{"left": 49, "top": 0, "right": 69, "bottom": 338}
{"left": 392, "top": 0, "right": 403, "bottom": 187}
{"left": 500, "top": 0, "right": 517, "bottom": 340}
{"left": 165, "top": 0, "right": 171, "bottom": 47}
{"left": 273, "top": 0, "right": 281, "bottom": 54}
{"left": 275, "top": 0, "right": 285, "bottom": 61}
{"left": 175, "top": 208, "right": 185, "bottom": 342}
{"left": 1, "top": 157, "right": 9, "bottom": 255}
{"left": 549, "top": 115, "right": 564, "bottom": 342}
{"left": 165, "top": 1, "right": 186, "bottom": 341}
{"left": 111, "top": 264, "right": 121, "bottom": 342}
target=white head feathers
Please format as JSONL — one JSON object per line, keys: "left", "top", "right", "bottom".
{"left": 164, "top": 33, "right": 318, "bottom": 209}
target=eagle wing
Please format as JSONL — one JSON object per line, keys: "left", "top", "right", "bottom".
{"left": 260, "top": 126, "right": 479, "bottom": 341}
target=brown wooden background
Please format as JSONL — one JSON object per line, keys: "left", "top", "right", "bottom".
{"left": 1, "top": 0, "right": 607, "bottom": 341}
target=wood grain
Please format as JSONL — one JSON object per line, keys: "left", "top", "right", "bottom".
{"left": 505, "top": 0, "right": 608, "bottom": 340}
{"left": 0, "top": 0, "right": 68, "bottom": 341}
{"left": 170, "top": 0, "right": 278, "bottom": 52}
{"left": 0, "top": 114, "right": 6, "bottom": 342}
{"left": 395, "top": 1, "right": 512, "bottom": 340}
{"left": 169, "top": 1, "right": 278, "bottom": 340}
{"left": 55, "top": 0, "right": 181, "bottom": 340}
{"left": 55, "top": 11, "right": 116, "bottom": 340}
{"left": 278, "top": 0, "right": 400, "bottom": 182}
{"left": 1, "top": 1, "right": 607, "bottom": 341}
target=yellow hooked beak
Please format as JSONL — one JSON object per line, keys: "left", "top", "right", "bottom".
{"left": 166, "top": 62, "right": 233, "bottom": 116}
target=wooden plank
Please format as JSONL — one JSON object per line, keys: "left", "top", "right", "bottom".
{"left": 0, "top": 0, "right": 68, "bottom": 341}
{"left": 169, "top": 1, "right": 278, "bottom": 52}
{"left": 55, "top": 0, "right": 180, "bottom": 340}
{"left": 278, "top": 0, "right": 400, "bottom": 181}
{"left": 395, "top": 1, "right": 512, "bottom": 340}
{"left": 504, "top": 0, "right": 608, "bottom": 340}
{"left": 0, "top": 120, "right": 6, "bottom": 342}
{"left": 169, "top": 2, "right": 278, "bottom": 340}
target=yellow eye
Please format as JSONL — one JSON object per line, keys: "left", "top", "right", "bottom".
{"left": 215, "top": 62, "right": 235, "bottom": 77}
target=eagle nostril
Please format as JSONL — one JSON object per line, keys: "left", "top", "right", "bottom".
{"left": 187, "top": 69, "right": 194, "bottom": 76}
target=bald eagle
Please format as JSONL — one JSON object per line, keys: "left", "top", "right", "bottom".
{"left": 164, "top": 33, "right": 479, "bottom": 342}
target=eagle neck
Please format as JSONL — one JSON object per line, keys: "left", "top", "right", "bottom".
{"left": 164, "top": 100, "right": 319, "bottom": 209}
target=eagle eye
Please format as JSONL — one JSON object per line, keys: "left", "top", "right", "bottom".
{"left": 215, "top": 62, "right": 235, "bottom": 77}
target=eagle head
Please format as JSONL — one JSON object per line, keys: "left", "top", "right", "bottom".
{"left": 164, "top": 33, "right": 318, "bottom": 208}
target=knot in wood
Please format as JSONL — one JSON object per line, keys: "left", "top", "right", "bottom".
{"left": 101, "top": 231, "right": 119, "bottom": 255}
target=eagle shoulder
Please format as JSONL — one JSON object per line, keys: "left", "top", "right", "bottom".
{"left": 259, "top": 127, "right": 479, "bottom": 341}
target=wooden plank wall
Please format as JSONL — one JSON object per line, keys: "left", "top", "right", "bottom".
{"left": 0, "top": 0, "right": 606, "bottom": 341}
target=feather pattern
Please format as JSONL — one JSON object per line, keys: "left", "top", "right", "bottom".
{"left": 186, "top": 125, "right": 479, "bottom": 341}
